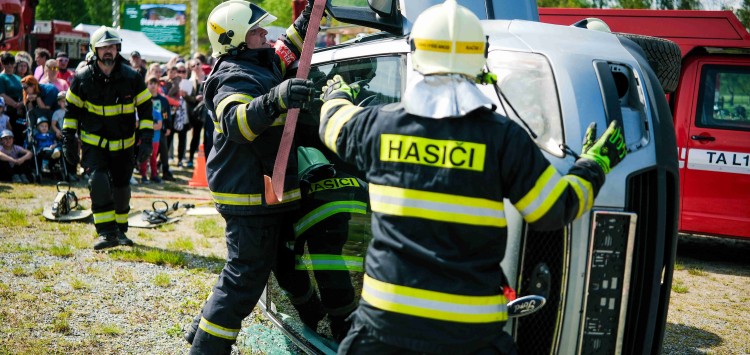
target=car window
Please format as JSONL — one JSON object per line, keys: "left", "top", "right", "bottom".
{"left": 486, "top": 50, "right": 564, "bottom": 156}
{"left": 697, "top": 65, "right": 750, "bottom": 131}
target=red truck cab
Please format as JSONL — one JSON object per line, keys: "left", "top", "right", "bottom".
{"left": 540, "top": 9, "right": 750, "bottom": 240}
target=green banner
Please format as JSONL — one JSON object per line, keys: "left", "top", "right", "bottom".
{"left": 122, "top": 3, "right": 186, "bottom": 46}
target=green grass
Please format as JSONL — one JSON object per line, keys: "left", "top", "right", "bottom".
{"left": 166, "top": 236, "right": 195, "bottom": 251}
{"left": 52, "top": 311, "right": 73, "bottom": 334}
{"left": 194, "top": 217, "right": 223, "bottom": 238}
{"left": 109, "top": 247, "right": 188, "bottom": 267}
{"left": 92, "top": 323, "right": 122, "bottom": 336}
{"left": 0, "top": 209, "right": 30, "bottom": 228}
{"left": 672, "top": 279, "right": 689, "bottom": 294}
{"left": 0, "top": 282, "right": 10, "bottom": 299}
{"left": 49, "top": 244, "right": 74, "bottom": 257}
{"left": 166, "top": 323, "right": 183, "bottom": 337}
{"left": 687, "top": 267, "right": 708, "bottom": 277}
{"left": 12, "top": 267, "right": 27, "bottom": 277}
{"left": 153, "top": 273, "right": 171, "bottom": 287}
{"left": 70, "top": 277, "right": 89, "bottom": 290}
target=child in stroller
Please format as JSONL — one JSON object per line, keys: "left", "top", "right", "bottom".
{"left": 33, "top": 116, "right": 63, "bottom": 176}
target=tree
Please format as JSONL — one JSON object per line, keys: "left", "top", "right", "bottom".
{"left": 737, "top": 0, "right": 750, "bottom": 31}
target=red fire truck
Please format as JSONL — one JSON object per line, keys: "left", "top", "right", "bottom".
{"left": 540, "top": 9, "right": 750, "bottom": 240}
{"left": 0, "top": 0, "right": 89, "bottom": 62}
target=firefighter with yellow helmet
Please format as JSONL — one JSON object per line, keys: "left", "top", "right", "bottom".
{"left": 184, "top": 1, "right": 318, "bottom": 353}
{"left": 62, "top": 26, "right": 153, "bottom": 250}
{"left": 318, "top": 0, "right": 627, "bottom": 353}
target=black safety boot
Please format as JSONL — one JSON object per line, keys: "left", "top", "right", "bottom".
{"left": 184, "top": 314, "right": 201, "bottom": 345}
{"left": 189, "top": 328, "right": 233, "bottom": 355}
{"left": 93, "top": 232, "right": 119, "bottom": 250}
{"left": 294, "top": 293, "right": 326, "bottom": 331}
{"left": 329, "top": 314, "right": 353, "bottom": 342}
{"left": 117, "top": 230, "right": 134, "bottom": 246}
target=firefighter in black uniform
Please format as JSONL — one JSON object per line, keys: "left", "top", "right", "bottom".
{"left": 318, "top": 0, "right": 628, "bottom": 353}
{"left": 184, "top": 1, "right": 318, "bottom": 353}
{"left": 293, "top": 146, "right": 368, "bottom": 341}
{"left": 62, "top": 26, "right": 153, "bottom": 250}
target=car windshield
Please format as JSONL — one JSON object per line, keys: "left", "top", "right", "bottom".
{"left": 485, "top": 50, "right": 564, "bottom": 156}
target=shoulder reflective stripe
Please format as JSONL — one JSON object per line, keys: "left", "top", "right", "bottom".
{"left": 369, "top": 184, "right": 506, "bottom": 227}
{"left": 139, "top": 120, "right": 154, "bottom": 130}
{"left": 294, "top": 201, "right": 368, "bottom": 237}
{"left": 236, "top": 103, "right": 258, "bottom": 141}
{"left": 216, "top": 93, "right": 254, "bottom": 119}
{"left": 563, "top": 175, "right": 594, "bottom": 219}
{"left": 295, "top": 254, "right": 364, "bottom": 272}
{"left": 210, "top": 191, "right": 263, "bottom": 206}
{"left": 198, "top": 316, "right": 239, "bottom": 340}
{"left": 62, "top": 118, "right": 78, "bottom": 129}
{"left": 361, "top": 274, "right": 507, "bottom": 323}
{"left": 115, "top": 213, "right": 128, "bottom": 224}
{"left": 93, "top": 210, "right": 115, "bottom": 224}
{"left": 67, "top": 90, "right": 84, "bottom": 108}
{"left": 285, "top": 25, "right": 304, "bottom": 51}
{"left": 514, "top": 165, "right": 566, "bottom": 223}
{"left": 135, "top": 88, "right": 151, "bottom": 105}
{"left": 322, "top": 100, "right": 362, "bottom": 154}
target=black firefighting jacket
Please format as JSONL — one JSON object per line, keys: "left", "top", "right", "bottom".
{"left": 204, "top": 18, "right": 313, "bottom": 216}
{"left": 63, "top": 56, "right": 153, "bottom": 151}
{"left": 319, "top": 95, "right": 605, "bottom": 352}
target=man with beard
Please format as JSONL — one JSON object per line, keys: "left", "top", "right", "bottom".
{"left": 62, "top": 26, "right": 153, "bottom": 250}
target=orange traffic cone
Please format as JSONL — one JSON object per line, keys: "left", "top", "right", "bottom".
{"left": 189, "top": 144, "right": 208, "bottom": 187}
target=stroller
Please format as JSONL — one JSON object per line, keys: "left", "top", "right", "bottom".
{"left": 24, "top": 108, "right": 68, "bottom": 183}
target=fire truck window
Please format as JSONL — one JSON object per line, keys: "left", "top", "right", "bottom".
{"left": 3, "top": 15, "right": 16, "bottom": 40}
{"left": 697, "top": 65, "right": 750, "bottom": 131}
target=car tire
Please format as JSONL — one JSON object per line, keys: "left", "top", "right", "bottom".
{"left": 616, "top": 32, "right": 682, "bottom": 93}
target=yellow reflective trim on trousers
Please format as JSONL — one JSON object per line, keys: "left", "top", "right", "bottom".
{"left": 369, "top": 184, "right": 506, "bottom": 227}
{"left": 66, "top": 90, "right": 83, "bottom": 108}
{"left": 62, "top": 118, "right": 78, "bottom": 130}
{"left": 93, "top": 210, "right": 115, "bottom": 224}
{"left": 198, "top": 316, "right": 239, "bottom": 340}
{"left": 80, "top": 131, "right": 136, "bottom": 151}
{"left": 322, "top": 99, "right": 362, "bottom": 154}
{"left": 210, "top": 188, "right": 300, "bottom": 206}
{"left": 515, "top": 165, "right": 565, "bottom": 223}
{"left": 134, "top": 88, "right": 152, "bottom": 105}
{"left": 139, "top": 120, "right": 153, "bottom": 130}
{"left": 286, "top": 25, "right": 304, "bottom": 51}
{"left": 295, "top": 254, "right": 364, "bottom": 272}
{"left": 216, "top": 93, "right": 253, "bottom": 119}
{"left": 563, "top": 175, "right": 594, "bottom": 219}
{"left": 294, "top": 200, "right": 368, "bottom": 237}
{"left": 412, "top": 39, "right": 485, "bottom": 54}
{"left": 115, "top": 213, "right": 128, "bottom": 224}
{"left": 362, "top": 274, "right": 508, "bottom": 323}
{"left": 235, "top": 103, "right": 258, "bottom": 141}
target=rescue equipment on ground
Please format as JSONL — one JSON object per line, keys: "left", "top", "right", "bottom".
{"left": 42, "top": 182, "right": 93, "bottom": 221}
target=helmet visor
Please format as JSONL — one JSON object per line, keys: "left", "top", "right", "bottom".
{"left": 248, "top": 3, "right": 277, "bottom": 30}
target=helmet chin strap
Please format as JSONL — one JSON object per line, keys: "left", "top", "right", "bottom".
{"left": 227, "top": 43, "right": 248, "bottom": 57}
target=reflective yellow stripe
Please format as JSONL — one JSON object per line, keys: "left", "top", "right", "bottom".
{"left": 212, "top": 118, "right": 223, "bottom": 134}
{"left": 295, "top": 254, "right": 364, "bottom": 272}
{"left": 236, "top": 103, "right": 258, "bottom": 141}
{"left": 134, "top": 88, "right": 151, "bottom": 105}
{"left": 115, "top": 213, "right": 128, "bottom": 224}
{"left": 93, "top": 211, "right": 115, "bottom": 224}
{"left": 369, "top": 184, "right": 506, "bottom": 227}
{"left": 286, "top": 25, "right": 304, "bottom": 51}
{"left": 271, "top": 113, "right": 286, "bottom": 126}
{"left": 563, "top": 175, "right": 594, "bottom": 219}
{"left": 412, "top": 39, "right": 485, "bottom": 54}
{"left": 361, "top": 274, "right": 507, "bottom": 323}
{"left": 84, "top": 102, "right": 136, "bottom": 117}
{"left": 139, "top": 120, "right": 153, "bottom": 130}
{"left": 294, "top": 201, "right": 367, "bottom": 237}
{"left": 80, "top": 131, "right": 136, "bottom": 151}
{"left": 62, "top": 118, "right": 78, "bottom": 130}
{"left": 216, "top": 93, "right": 253, "bottom": 119}
{"left": 514, "top": 165, "right": 569, "bottom": 223}
{"left": 198, "top": 317, "right": 239, "bottom": 340}
{"left": 322, "top": 99, "right": 362, "bottom": 153}
{"left": 66, "top": 90, "right": 83, "bottom": 108}
{"left": 210, "top": 188, "right": 301, "bottom": 206}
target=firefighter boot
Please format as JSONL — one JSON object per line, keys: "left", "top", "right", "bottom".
{"left": 294, "top": 293, "right": 326, "bottom": 330}
{"left": 183, "top": 314, "right": 201, "bottom": 345}
{"left": 189, "top": 328, "right": 233, "bottom": 355}
{"left": 329, "top": 313, "right": 353, "bottom": 343}
{"left": 93, "top": 231, "right": 119, "bottom": 250}
{"left": 117, "top": 230, "right": 134, "bottom": 246}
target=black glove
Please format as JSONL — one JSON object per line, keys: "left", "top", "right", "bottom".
{"left": 580, "top": 120, "right": 627, "bottom": 174}
{"left": 137, "top": 130, "right": 154, "bottom": 164}
{"left": 266, "top": 79, "right": 314, "bottom": 115}
{"left": 62, "top": 133, "right": 79, "bottom": 166}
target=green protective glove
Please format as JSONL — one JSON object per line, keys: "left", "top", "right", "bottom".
{"left": 478, "top": 71, "right": 497, "bottom": 85}
{"left": 580, "top": 120, "right": 627, "bottom": 174}
{"left": 320, "top": 75, "right": 360, "bottom": 102}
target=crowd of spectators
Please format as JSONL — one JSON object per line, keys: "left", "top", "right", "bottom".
{"left": 0, "top": 46, "right": 214, "bottom": 186}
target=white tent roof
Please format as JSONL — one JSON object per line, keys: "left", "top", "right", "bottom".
{"left": 74, "top": 24, "right": 179, "bottom": 63}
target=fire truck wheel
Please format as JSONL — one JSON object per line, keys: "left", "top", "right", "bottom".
{"left": 616, "top": 32, "right": 682, "bottom": 94}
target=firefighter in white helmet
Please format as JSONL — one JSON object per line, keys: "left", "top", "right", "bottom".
{"left": 63, "top": 26, "right": 153, "bottom": 250}
{"left": 185, "top": 1, "right": 319, "bottom": 353}
{"left": 318, "top": 0, "right": 627, "bottom": 353}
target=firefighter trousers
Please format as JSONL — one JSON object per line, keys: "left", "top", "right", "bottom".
{"left": 82, "top": 145, "right": 134, "bottom": 235}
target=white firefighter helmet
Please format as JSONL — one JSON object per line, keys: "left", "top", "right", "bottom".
{"left": 410, "top": 0, "right": 486, "bottom": 78}
{"left": 207, "top": 0, "right": 277, "bottom": 58}
{"left": 89, "top": 26, "right": 122, "bottom": 54}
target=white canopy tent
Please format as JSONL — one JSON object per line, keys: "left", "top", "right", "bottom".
{"left": 74, "top": 24, "right": 179, "bottom": 63}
